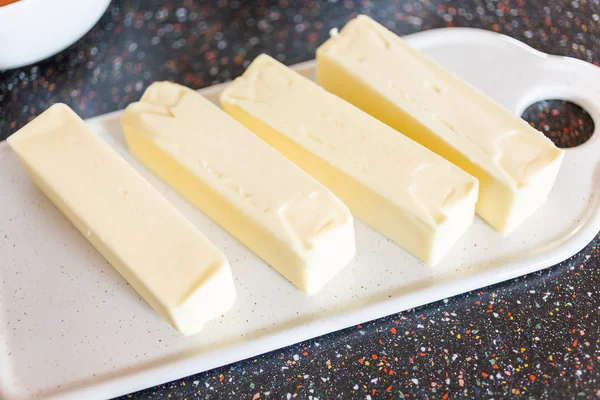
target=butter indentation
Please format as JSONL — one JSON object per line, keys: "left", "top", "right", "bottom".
{"left": 276, "top": 191, "right": 347, "bottom": 251}
{"left": 409, "top": 164, "right": 472, "bottom": 227}
{"left": 495, "top": 131, "right": 556, "bottom": 188}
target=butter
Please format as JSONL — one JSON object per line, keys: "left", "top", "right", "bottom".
{"left": 7, "top": 104, "right": 235, "bottom": 336}
{"left": 122, "top": 82, "right": 355, "bottom": 295}
{"left": 317, "top": 15, "right": 564, "bottom": 234}
{"left": 220, "top": 55, "right": 478, "bottom": 265}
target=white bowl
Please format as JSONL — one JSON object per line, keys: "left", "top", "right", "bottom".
{"left": 0, "top": 0, "right": 111, "bottom": 70}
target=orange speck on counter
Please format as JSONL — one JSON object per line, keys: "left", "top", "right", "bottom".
{"left": 0, "top": 0, "right": 19, "bottom": 6}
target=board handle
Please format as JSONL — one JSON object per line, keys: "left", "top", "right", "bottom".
{"left": 515, "top": 54, "right": 600, "bottom": 162}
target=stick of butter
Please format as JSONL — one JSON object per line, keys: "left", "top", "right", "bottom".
{"left": 220, "top": 55, "right": 478, "bottom": 265}
{"left": 317, "top": 15, "right": 564, "bottom": 234}
{"left": 122, "top": 82, "right": 355, "bottom": 295}
{"left": 8, "top": 104, "right": 235, "bottom": 336}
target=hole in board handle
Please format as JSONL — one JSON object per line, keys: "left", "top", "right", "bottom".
{"left": 521, "top": 100, "right": 594, "bottom": 148}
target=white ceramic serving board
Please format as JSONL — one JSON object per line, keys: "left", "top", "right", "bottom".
{"left": 1, "top": 28, "right": 599, "bottom": 400}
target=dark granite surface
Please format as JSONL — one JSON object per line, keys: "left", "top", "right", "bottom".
{"left": 1, "top": 0, "right": 599, "bottom": 398}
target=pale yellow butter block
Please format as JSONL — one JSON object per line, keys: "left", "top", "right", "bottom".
{"left": 8, "top": 104, "right": 235, "bottom": 336}
{"left": 220, "top": 55, "right": 478, "bottom": 265}
{"left": 317, "top": 15, "right": 564, "bottom": 234}
{"left": 122, "top": 82, "right": 355, "bottom": 295}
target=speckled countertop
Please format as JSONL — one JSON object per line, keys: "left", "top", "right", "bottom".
{"left": 1, "top": 0, "right": 599, "bottom": 398}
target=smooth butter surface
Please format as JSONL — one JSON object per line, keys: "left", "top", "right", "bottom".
{"left": 7, "top": 104, "right": 235, "bottom": 336}
{"left": 220, "top": 54, "right": 478, "bottom": 265}
{"left": 122, "top": 82, "right": 355, "bottom": 295}
{"left": 317, "top": 15, "right": 564, "bottom": 234}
